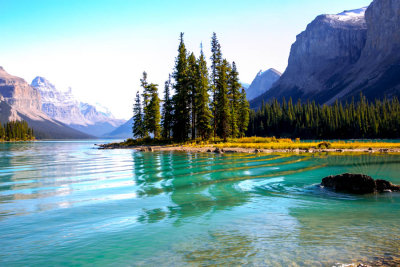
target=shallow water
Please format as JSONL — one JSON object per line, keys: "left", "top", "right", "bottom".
{"left": 0, "top": 141, "right": 399, "bottom": 266}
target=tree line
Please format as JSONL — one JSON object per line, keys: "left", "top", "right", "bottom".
{"left": 247, "top": 95, "right": 400, "bottom": 139}
{"left": 132, "top": 33, "right": 250, "bottom": 142}
{"left": 0, "top": 121, "right": 34, "bottom": 141}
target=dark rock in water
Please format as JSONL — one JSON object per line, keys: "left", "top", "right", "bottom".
{"left": 321, "top": 173, "right": 400, "bottom": 194}
{"left": 376, "top": 179, "right": 400, "bottom": 192}
{"left": 214, "top": 147, "right": 224, "bottom": 154}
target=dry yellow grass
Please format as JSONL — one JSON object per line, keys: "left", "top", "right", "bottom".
{"left": 183, "top": 137, "right": 400, "bottom": 150}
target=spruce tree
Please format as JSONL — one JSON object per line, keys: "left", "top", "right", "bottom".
{"left": 141, "top": 72, "right": 161, "bottom": 138}
{"left": 141, "top": 71, "right": 150, "bottom": 137}
{"left": 238, "top": 88, "right": 250, "bottom": 137}
{"left": 228, "top": 61, "right": 241, "bottom": 138}
{"left": 147, "top": 83, "right": 161, "bottom": 138}
{"left": 172, "top": 32, "right": 190, "bottom": 141}
{"left": 187, "top": 52, "right": 198, "bottom": 139}
{"left": 216, "top": 59, "right": 231, "bottom": 141}
{"left": 210, "top": 32, "right": 222, "bottom": 140}
{"left": 132, "top": 91, "right": 145, "bottom": 138}
{"left": 161, "top": 75, "right": 174, "bottom": 139}
{"left": 196, "top": 46, "right": 213, "bottom": 140}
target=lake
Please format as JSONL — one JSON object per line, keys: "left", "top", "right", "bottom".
{"left": 0, "top": 141, "right": 399, "bottom": 266}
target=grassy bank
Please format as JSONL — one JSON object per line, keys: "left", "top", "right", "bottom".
{"left": 102, "top": 137, "right": 400, "bottom": 151}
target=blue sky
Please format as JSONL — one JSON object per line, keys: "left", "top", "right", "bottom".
{"left": 0, "top": 0, "right": 372, "bottom": 119}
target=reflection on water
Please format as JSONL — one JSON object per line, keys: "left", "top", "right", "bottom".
{"left": 0, "top": 141, "right": 399, "bottom": 266}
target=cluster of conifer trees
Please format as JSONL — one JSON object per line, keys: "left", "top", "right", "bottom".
{"left": 132, "top": 33, "right": 250, "bottom": 141}
{"left": 247, "top": 96, "right": 400, "bottom": 139}
{"left": 0, "top": 121, "right": 34, "bottom": 141}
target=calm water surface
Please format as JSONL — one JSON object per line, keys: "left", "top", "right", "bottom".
{"left": 0, "top": 141, "right": 399, "bottom": 266}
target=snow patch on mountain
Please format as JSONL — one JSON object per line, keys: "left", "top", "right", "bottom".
{"left": 323, "top": 7, "right": 367, "bottom": 28}
{"left": 31, "top": 76, "right": 124, "bottom": 136}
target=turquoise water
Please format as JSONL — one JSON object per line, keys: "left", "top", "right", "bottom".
{"left": 0, "top": 141, "right": 399, "bottom": 266}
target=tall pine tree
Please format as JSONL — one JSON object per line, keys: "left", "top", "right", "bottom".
{"left": 141, "top": 72, "right": 161, "bottom": 138}
{"left": 228, "top": 61, "right": 241, "bottom": 138}
{"left": 187, "top": 52, "right": 199, "bottom": 139}
{"left": 132, "top": 91, "right": 145, "bottom": 138}
{"left": 196, "top": 45, "right": 213, "bottom": 140}
{"left": 238, "top": 88, "right": 250, "bottom": 137}
{"left": 172, "top": 33, "right": 190, "bottom": 141}
{"left": 216, "top": 59, "right": 231, "bottom": 141}
{"left": 161, "top": 75, "right": 174, "bottom": 139}
{"left": 210, "top": 32, "right": 222, "bottom": 140}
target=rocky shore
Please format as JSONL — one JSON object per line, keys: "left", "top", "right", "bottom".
{"left": 98, "top": 143, "right": 400, "bottom": 154}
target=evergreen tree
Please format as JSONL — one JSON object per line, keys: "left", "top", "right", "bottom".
{"left": 147, "top": 83, "right": 161, "bottom": 138}
{"left": 141, "top": 71, "right": 150, "bottom": 137}
{"left": 172, "top": 33, "right": 190, "bottom": 141}
{"left": 246, "top": 95, "right": 400, "bottom": 139}
{"left": 141, "top": 72, "right": 161, "bottom": 138}
{"left": 161, "top": 75, "right": 174, "bottom": 139}
{"left": 132, "top": 91, "right": 145, "bottom": 138}
{"left": 210, "top": 32, "right": 222, "bottom": 140}
{"left": 215, "top": 59, "right": 231, "bottom": 141}
{"left": 228, "top": 61, "right": 241, "bottom": 138}
{"left": 238, "top": 88, "right": 250, "bottom": 137}
{"left": 187, "top": 52, "right": 199, "bottom": 139}
{"left": 0, "top": 120, "right": 34, "bottom": 141}
{"left": 196, "top": 46, "right": 213, "bottom": 140}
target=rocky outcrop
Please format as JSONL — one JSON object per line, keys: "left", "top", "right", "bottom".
{"left": 31, "top": 76, "right": 124, "bottom": 137}
{"left": 321, "top": 173, "right": 400, "bottom": 194}
{"left": 246, "top": 68, "right": 281, "bottom": 100}
{"left": 0, "top": 67, "right": 92, "bottom": 139}
{"left": 0, "top": 66, "right": 42, "bottom": 111}
{"left": 251, "top": 0, "right": 400, "bottom": 109}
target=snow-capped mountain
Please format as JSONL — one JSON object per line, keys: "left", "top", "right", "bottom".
{"left": 31, "top": 77, "right": 124, "bottom": 137}
{"left": 0, "top": 68, "right": 92, "bottom": 139}
{"left": 335, "top": 7, "right": 367, "bottom": 22}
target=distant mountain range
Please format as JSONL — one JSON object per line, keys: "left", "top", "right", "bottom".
{"left": 251, "top": 0, "right": 400, "bottom": 109}
{"left": 104, "top": 117, "right": 133, "bottom": 139}
{"left": 0, "top": 67, "right": 92, "bottom": 139}
{"left": 31, "top": 77, "right": 125, "bottom": 137}
{"left": 245, "top": 68, "right": 281, "bottom": 100}
{"left": 0, "top": 67, "right": 127, "bottom": 139}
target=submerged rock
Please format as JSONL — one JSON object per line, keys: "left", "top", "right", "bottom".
{"left": 321, "top": 173, "right": 400, "bottom": 194}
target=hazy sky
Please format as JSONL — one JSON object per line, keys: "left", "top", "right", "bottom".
{"left": 0, "top": 0, "right": 372, "bottom": 119}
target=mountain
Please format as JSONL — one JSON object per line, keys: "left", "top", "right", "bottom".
{"left": 240, "top": 82, "right": 250, "bottom": 90}
{"left": 251, "top": 0, "right": 400, "bottom": 109}
{"left": 0, "top": 67, "right": 92, "bottom": 139}
{"left": 103, "top": 117, "right": 133, "bottom": 139}
{"left": 246, "top": 68, "right": 281, "bottom": 100}
{"left": 31, "top": 77, "right": 124, "bottom": 137}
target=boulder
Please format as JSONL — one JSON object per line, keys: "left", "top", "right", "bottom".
{"left": 321, "top": 173, "right": 400, "bottom": 194}
{"left": 214, "top": 147, "right": 224, "bottom": 154}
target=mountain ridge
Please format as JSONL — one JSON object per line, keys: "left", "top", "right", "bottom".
{"left": 0, "top": 67, "right": 93, "bottom": 139}
{"left": 250, "top": 0, "right": 400, "bottom": 109}
{"left": 31, "top": 76, "right": 125, "bottom": 137}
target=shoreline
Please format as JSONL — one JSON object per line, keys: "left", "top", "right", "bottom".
{"left": 98, "top": 143, "right": 400, "bottom": 154}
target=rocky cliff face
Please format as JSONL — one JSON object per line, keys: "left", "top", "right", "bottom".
{"left": 0, "top": 67, "right": 42, "bottom": 112}
{"left": 0, "top": 67, "right": 92, "bottom": 139}
{"left": 331, "top": 0, "right": 400, "bottom": 102}
{"left": 31, "top": 76, "right": 124, "bottom": 137}
{"left": 31, "top": 77, "right": 88, "bottom": 125}
{"left": 251, "top": 0, "right": 400, "bottom": 108}
{"left": 246, "top": 68, "right": 281, "bottom": 100}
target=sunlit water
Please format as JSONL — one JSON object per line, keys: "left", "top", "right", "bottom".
{"left": 0, "top": 141, "right": 399, "bottom": 266}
